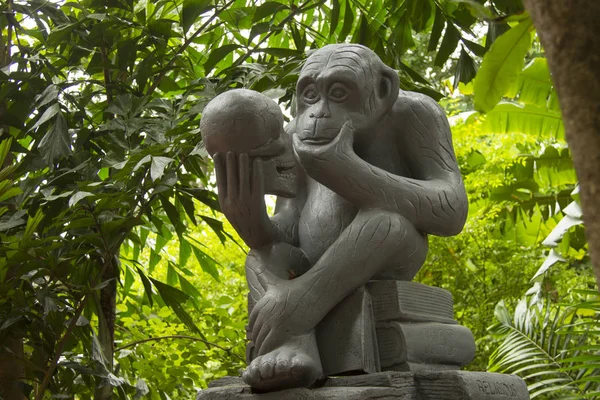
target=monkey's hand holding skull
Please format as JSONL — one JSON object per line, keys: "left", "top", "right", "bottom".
{"left": 213, "top": 152, "right": 273, "bottom": 249}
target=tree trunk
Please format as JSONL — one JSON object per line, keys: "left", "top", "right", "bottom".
{"left": 94, "top": 258, "right": 118, "bottom": 400}
{"left": 0, "top": 336, "right": 26, "bottom": 400}
{"left": 524, "top": 0, "right": 600, "bottom": 289}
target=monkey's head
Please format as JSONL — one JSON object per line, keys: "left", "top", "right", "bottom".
{"left": 200, "top": 89, "right": 299, "bottom": 198}
{"left": 295, "top": 44, "right": 399, "bottom": 146}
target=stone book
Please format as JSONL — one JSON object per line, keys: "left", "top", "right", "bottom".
{"left": 376, "top": 321, "right": 476, "bottom": 368}
{"left": 367, "top": 280, "right": 456, "bottom": 324}
{"left": 316, "top": 287, "right": 380, "bottom": 376}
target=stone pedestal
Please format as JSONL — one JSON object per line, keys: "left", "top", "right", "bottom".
{"left": 197, "top": 371, "right": 529, "bottom": 399}
{"left": 208, "top": 282, "right": 530, "bottom": 399}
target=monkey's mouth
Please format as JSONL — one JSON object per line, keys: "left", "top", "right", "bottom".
{"left": 275, "top": 163, "right": 297, "bottom": 179}
{"left": 302, "top": 137, "right": 333, "bottom": 145}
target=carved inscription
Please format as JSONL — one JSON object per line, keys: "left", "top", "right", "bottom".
{"left": 477, "top": 379, "right": 518, "bottom": 397}
{"left": 423, "top": 327, "right": 457, "bottom": 357}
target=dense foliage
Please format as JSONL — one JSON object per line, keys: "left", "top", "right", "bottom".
{"left": 0, "top": 0, "right": 596, "bottom": 399}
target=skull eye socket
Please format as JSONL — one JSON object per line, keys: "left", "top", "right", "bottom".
{"left": 328, "top": 83, "right": 348, "bottom": 102}
{"left": 302, "top": 84, "right": 319, "bottom": 104}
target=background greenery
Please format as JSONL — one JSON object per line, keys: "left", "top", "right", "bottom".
{"left": 0, "top": 0, "right": 596, "bottom": 398}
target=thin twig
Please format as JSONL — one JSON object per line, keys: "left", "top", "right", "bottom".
{"left": 228, "top": 0, "right": 322, "bottom": 70}
{"left": 146, "top": 0, "right": 235, "bottom": 96}
{"left": 115, "top": 335, "right": 245, "bottom": 362}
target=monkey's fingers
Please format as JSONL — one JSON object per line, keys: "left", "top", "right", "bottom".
{"left": 213, "top": 153, "right": 227, "bottom": 200}
{"left": 226, "top": 151, "right": 239, "bottom": 199}
{"left": 251, "top": 158, "right": 265, "bottom": 196}
{"left": 239, "top": 153, "right": 251, "bottom": 200}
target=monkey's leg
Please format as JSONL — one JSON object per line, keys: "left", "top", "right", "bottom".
{"left": 246, "top": 242, "right": 312, "bottom": 310}
{"left": 244, "top": 209, "right": 427, "bottom": 391}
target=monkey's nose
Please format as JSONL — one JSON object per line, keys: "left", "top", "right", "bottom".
{"left": 309, "top": 112, "right": 330, "bottom": 118}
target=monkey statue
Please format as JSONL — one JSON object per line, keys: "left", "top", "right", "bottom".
{"left": 200, "top": 44, "right": 468, "bottom": 392}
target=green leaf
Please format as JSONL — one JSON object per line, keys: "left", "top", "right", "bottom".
{"left": 434, "top": 22, "right": 460, "bottom": 67}
{"left": 253, "top": 1, "right": 287, "bottom": 23}
{"left": 150, "top": 278, "right": 202, "bottom": 334}
{"left": 149, "top": 249, "right": 161, "bottom": 274}
{"left": 481, "top": 102, "right": 564, "bottom": 139}
{"left": 180, "top": 188, "right": 220, "bottom": 211}
{"left": 179, "top": 238, "right": 192, "bottom": 266}
{"left": 253, "top": 48, "right": 302, "bottom": 58}
{"left": 24, "top": 208, "right": 44, "bottom": 238}
{"left": 68, "top": 191, "right": 94, "bottom": 208}
{"left": 462, "top": 38, "right": 486, "bottom": 56}
{"left": 330, "top": 0, "right": 340, "bottom": 36}
{"left": 150, "top": 156, "right": 175, "bottom": 182}
{"left": 135, "top": 266, "right": 154, "bottom": 307}
{"left": 200, "top": 215, "right": 227, "bottom": 244}
{"left": 35, "top": 85, "right": 59, "bottom": 108}
{"left": 182, "top": 0, "right": 212, "bottom": 32}
{"left": 204, "top": 44, "right": 241, "bottom": 73}
{"left": 0, "top": 184, "right": 22, "bottom": 202}
{"left": 339, "top": 0, "right": 355, "bottom": 40}
{"left": 160, "top": 195, "right": 184, "bottom": 236}
{"left": 474, "top": 18, "right": 533, "bottom": 112}
{"left": 178, "top": 272, "right": 202, "bottom": 301}
{"left": 249, "top": 22, "right": 271, "bottom": 41}
{"left": 0, "top": 138, "right": 11, "bottom": 166}
{"left": 38, "top": 112, "right": 71, "bottom": 165}
{"left": 428, "top": 7, "right": 444, "bottom": 52}
{"left": 30, "top": 103, "right": 60, "bottom": 132}
{"left": 454, "top": 46, "right": 477, "bottom": 89}
{"left": 410, "top": 0, "right": 433, "bottom": 33}
{"left": 506, "top": 57, "right": 553, "bottom": 108}
{"left": 166, "top": 262, "right": 178, "bottom": 286}
{"left": 124, "top": 265, "right": 135, "bottom": 296}
{"left": 190, "top": 243, "right": 220, "bottom": 281}
{"left": 177, "top": 192, "right": 197, "bottom": 225}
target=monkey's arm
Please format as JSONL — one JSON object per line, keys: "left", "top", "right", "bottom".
{"left": 270, "top": 197, "right": 303, "bottom": 246}
{"left": 294, "top": 92, "right": 467, "bottom": 236}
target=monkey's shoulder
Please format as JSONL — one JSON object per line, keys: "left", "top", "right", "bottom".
{"left": 390, "top": 90, "right": 444, "bottom": 121}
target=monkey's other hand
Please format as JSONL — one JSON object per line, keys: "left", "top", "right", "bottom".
{"left": 249, "top": 285, "right": 314, "bottom": 355}
{"left": 214, "top": 152, "right": 272, "bottom": 249}
{"left": 292, "top": 121, "right": 356, "bottom": 180}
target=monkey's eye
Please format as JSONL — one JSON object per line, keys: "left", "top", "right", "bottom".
{"left": 302, "top": 85, "right": 320, "bottom": 104}
{"left": 328, "top": 84, "right": 348, "bottom": 102}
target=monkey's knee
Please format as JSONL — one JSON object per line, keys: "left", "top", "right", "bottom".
{"left": 246, "top": 243, "right": 310, "bottom": 282}
{"left": 353, "top": 209, "right": 412, "bottom": 246}
{"left": 354, "top": 210, "right": 427, "bottom": 280}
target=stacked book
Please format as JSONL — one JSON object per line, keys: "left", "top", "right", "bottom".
{"left": 367, "top": 280, "right": 476, "bottom": 372}
{"left": 316, "top": 280, "right": 476, "bottom": 376}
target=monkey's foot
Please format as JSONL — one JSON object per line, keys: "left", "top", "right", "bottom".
{"left": 242, "top": 333, "right": 322, "bottom": 392}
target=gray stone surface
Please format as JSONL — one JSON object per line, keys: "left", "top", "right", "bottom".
{"left": 415, "top": 371, "right": 530, "bottom": 399}
{"left": 198, "top": 372, "right": 418, "bottom": 400}
{"left": 377, "top": 321, "right": 476, "bottom": 368}
{"left": 316, "top": 287, "right": 380, "bottom": 376}
{"left": 200, "top": 43, "right": 469, "bottom": 391}
{"left": 367, "top": 280, "right": 456, "bottom": 324}
{"left": 199, "top": 371, "right": 529, "bottom": 399}
{"left": 196, "top": 386, "right": 416, "bottom": 400}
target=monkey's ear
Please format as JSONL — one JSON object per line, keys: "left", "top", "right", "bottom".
{"left": 377, "top": 67, "right": 400, "bottom": 108}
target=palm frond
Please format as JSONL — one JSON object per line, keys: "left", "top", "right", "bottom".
{"left": 489, "top": 296, "right": 600, "bottom": 398}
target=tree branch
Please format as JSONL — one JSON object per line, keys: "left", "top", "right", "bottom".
{"left": 35, "top": 257, "right": 114, "bottom": 400}
{"left": 115, "top": 335, "right": 245, "bottom": 362}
